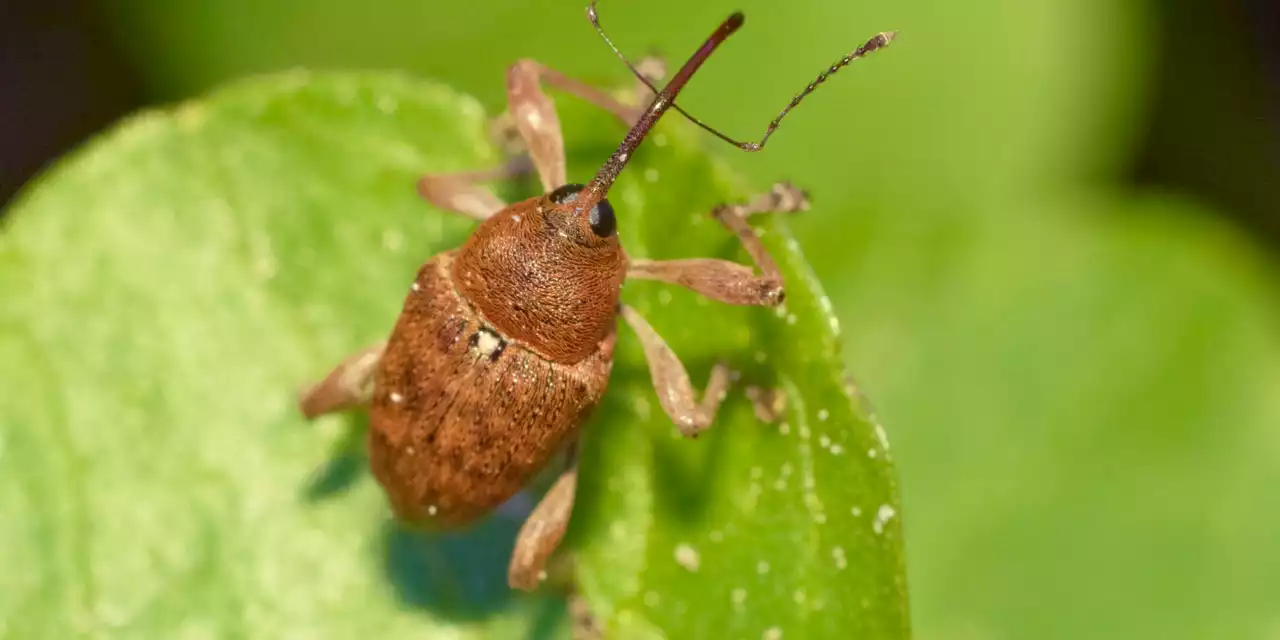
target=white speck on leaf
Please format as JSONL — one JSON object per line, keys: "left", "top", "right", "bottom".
{"left": 381, "top": 228, "right": 404, "bottom": 252}
{"left": 817, "top": 409, "right": 829, "bottom": 421}
{"left": 874, "top": 504, "right": 897, "bottom": 535}
{"left": 875, "top": 422, "right": 892, "bottom": 451}
{"left": 832, "top": 546, "right": 847, "bottom": 570}
{"left": 674, "top": 543, "right": 700, "bottom": 572}
{"left": 633, "top": 396, "right": 651, "bottom": 420}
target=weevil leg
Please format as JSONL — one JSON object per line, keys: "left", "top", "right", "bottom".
{"left": 298, "top": 342, "right": 386, "bottom": 419}
{"left": 620, "top": 304, "right": 732, "bottom": 438}
{"left": 745, "top": 385, "right": 788, "bottom": 423}
{"left": 416, "top": 162, "right": 524, "bottom": 221}
{"left": 508, "top": 58, "right": 660, "bottom": 191}
{"left": 508, "top": 441, "right": 580, "bottom": 591}
{"left": 627, "top": 182, "right": 810, "bottom": 307}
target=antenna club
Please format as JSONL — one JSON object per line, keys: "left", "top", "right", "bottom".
{"left": 870, "top": 31, "right": 898, "bottom": 50}
{"left": 728, "top": 12, "right": 745, "bottom": 29}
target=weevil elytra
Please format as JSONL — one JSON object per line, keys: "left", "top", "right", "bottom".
{"left": 298, "top": 1, "right": 894, "bottom": 591}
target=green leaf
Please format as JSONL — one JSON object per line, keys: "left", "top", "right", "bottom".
{"left": 830, "top": 192, "right": 1280, "bottom": 639}
{"left": 0, "top": 71, "right": 906, "bottom": 638}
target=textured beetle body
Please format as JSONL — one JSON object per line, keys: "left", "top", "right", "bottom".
{"left": 368, "top": 194, "right": 625, "bottom": 526}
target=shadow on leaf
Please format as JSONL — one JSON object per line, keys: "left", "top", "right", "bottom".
{"left": 381, "top": 514, "right": 528, "bottom": 620}
{"left": 301, "top": 412, "right": 370, "bottom": 502}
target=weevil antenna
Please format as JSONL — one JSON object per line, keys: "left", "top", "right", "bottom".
{"left": 579, "top": 7, "right": 744, "bottom": 207}
{"left": 587, "top": 1, "right": 896, "bottom": 153}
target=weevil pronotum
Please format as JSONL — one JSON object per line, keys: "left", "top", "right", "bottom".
{"left": 298, "top": 0, "right": 894, "bottom": 591}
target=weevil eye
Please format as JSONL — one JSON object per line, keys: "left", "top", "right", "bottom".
{"left": 549, "top": 183, "right": 616, "bottom": 238}
{"left": 549, "top": 183, "right": 586, "bottom": 204}
{"left": 588, "top": 198, "right": 616, "bottom": 237}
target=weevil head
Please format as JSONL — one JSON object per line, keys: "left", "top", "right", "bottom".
{"left": 450, "top": 186, "right": 627, "bottom": 364}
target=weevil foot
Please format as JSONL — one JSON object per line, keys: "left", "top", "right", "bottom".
{"left": 508, "top": 463, "right": 578, "bottom": 590}
{"left": 620, "top": 305, "right": 736, "bottom": 437}
{"left": 715, "top": 181, "right": 811, "bottom": 223}
{"left": 745, "top": 385, "right": 788, "bottom": 423}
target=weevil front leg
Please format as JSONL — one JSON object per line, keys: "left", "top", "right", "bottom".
{"left": 419, "top": 59, "right": 647, "bottom": 216}
{"left": 298, "top": 342, "right": 386, "bottom": 418}
{"left": 416, "top": 162, "right": 521, "bottom": 221}
{"left": 627, "top": 182, "right": 810, "bottom": 306}
{"left": 621, "top": 305, "right": 731, "bottom": 437}
{"left": 509, "top": 441, "right": 580, "bottom": 591}
{"left": 505, "top": 59, "right": 652, "bottom": 192}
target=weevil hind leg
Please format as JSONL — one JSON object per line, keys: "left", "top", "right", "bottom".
{"left": 508, "top": 441, "right": 581, "bottom": 591}
{"left": 627, "top": 182, "right": 810, "bottom": 307}
{"left": 620, "top": 304, "right": 732, "bottom": 438}
{"left": 298, "top": 342, "right": 386, "bottom": 419}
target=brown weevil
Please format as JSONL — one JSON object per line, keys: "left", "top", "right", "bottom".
{"left": 298, "top": 0, "right": 895, "bottom": 591}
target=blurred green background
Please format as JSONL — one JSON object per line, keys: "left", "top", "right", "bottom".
{"left": 4, "top": 0, "right": 1280, "bottom": 638}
